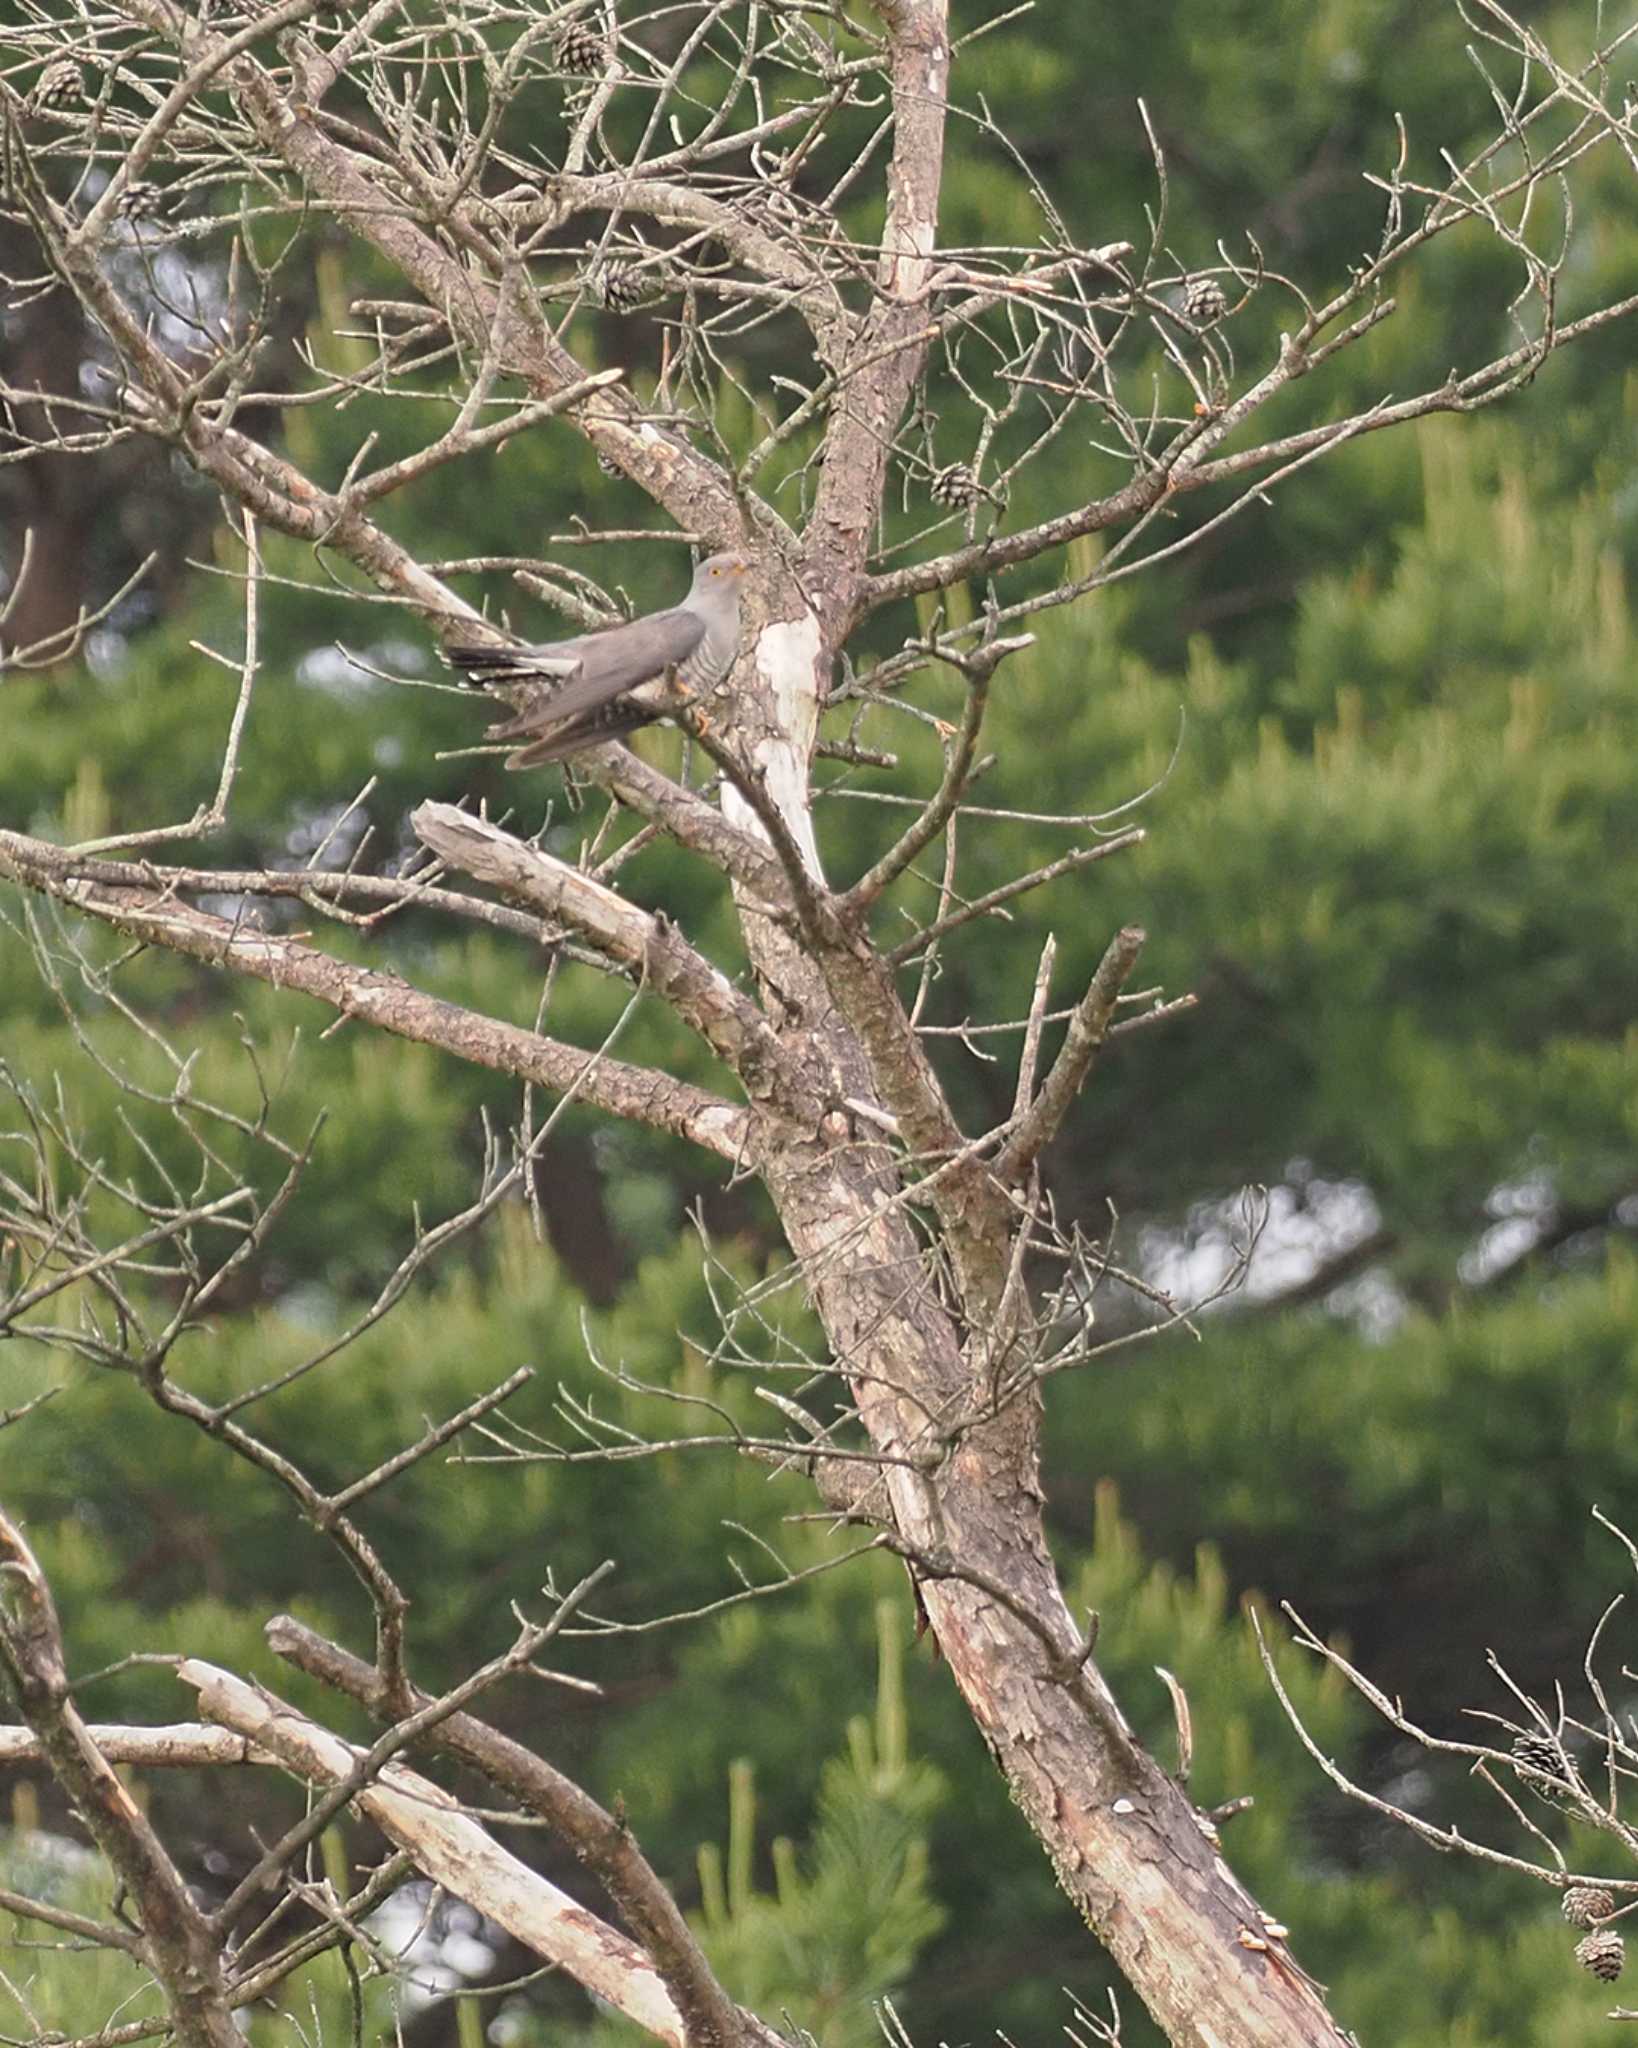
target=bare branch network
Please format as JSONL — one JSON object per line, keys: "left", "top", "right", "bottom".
{"left": 3, "top": 0, "right": 1638, "bottom": 2044}
{"left": 1258, "top": 1510, "right": 1638, "bottom": 2013}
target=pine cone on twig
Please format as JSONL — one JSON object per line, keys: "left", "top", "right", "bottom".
{"left": 1576, "top": 1930, "right": 1625, "bottom": 1982}
{"left": 930, "top": 462, "right": 981, "bottom": 509}
{"left": 552, "top": 14, "right": 609, "bottom": 73}
{"left": 1511, "top": 1731, "right": 1572, "bottom": 1794}
{"left": 1182, "top": 275, "right": 1228, "bottom": 326}
{"left": 117, "top": 181, "right": 167, "bottom": 222}
{"left": 590, "top": 262, "right": 652, "bottom": 313}
{"left": 32, "top": 60, "right": 85, "bottom": 112}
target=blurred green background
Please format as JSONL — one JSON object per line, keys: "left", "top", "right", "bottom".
{"left": 4, "top": 0, "right": 1638, "bottom": 2041}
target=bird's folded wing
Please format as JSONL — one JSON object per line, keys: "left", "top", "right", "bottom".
{"left": 512, "top": 607, "right": 705, "bottom": 730}
{"left": 504, "top": 700, "right": 660, "bottom": 769}
{"left": 446, "top": 608, "right": 707, "bottom": 764}
{"left": 485, "top": 694, "right": 580, "bottom": 742}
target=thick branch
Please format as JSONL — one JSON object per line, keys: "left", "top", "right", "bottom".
{"left": 859, "top": 287, "right": 1638, "bottom": 613}
{"left": 0, "top": 1723, "right": 273, "bottom": 1768}
{"left": 265, "top": 1615, "right": 781, "bottom": 2048}
{"left": 759, "top": 1150, "right": 1355, "bottom": 2048}
{"left": 0, "top": 829, "right": 752, "bottom": 1161}
{"left": 6, "top": 853, "right": 563, "bottom": 947}
{"left": 184, "top": 9, "right": 745, "bottom": 540}
{"left": 412, "top": 804, "right": 819, "bottom": 1119}
{"left": 179, "top": 1660, "right": 703, "bottom": 2048}
{"left": 804, "top": 0, "right": 950, "bottom": 606}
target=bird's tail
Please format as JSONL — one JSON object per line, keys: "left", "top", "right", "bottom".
{"left": 444, "top": 643, "right": 578, "bottom": 688}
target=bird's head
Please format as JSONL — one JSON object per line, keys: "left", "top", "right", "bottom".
{"left": 694, "top": 550, "right": 752, "bottom": 592}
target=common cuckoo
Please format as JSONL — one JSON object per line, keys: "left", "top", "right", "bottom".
{"left": 447, "top": 551, "right": 751, "bottom": 767}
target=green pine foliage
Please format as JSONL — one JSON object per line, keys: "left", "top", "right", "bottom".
{"left": 682, "top": 1609, "right": 947, "bottom": 2048}
{"left": 0, "top": 1832, "right": 169, "bottom": 2042}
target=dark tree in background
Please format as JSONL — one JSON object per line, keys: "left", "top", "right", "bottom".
{"left": 4, "top": 1, "right": 1638, "bottom": 2043}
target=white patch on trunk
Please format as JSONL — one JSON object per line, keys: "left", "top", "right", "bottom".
{"left": 723, "top": 609, "right": 826, "bottom": 881}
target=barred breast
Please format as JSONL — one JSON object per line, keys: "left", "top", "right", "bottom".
{"left": 677, "top": 629, "right": 738, "bottom": 693}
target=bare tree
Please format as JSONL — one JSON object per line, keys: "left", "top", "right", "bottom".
{"left": 3, "top": 0, "right": 1638, "bottom": 2042}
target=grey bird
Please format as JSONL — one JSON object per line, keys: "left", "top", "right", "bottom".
{"left": 446, "top": 551, "right": 751, "bottom": 767}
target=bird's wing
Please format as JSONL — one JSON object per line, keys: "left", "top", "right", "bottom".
{"left": 494, "top": 606, "right": 706, "bottom": 736}
{"left": 504, "top": 699, "right": 661, "bottom": 768}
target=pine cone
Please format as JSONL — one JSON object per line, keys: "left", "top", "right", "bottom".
{"left": 1182, "top": 275, "right": 1228, "bottom": 326}
{"left": 1512, "top": 1731, "right": 1571, "bottom": 1786}
{"left": 32, "top": 60, "right": 85, "bottom": 111}
{"left": 1563, "top": 1886, "right": 1616, "bottom": 1929}
{"left": 552, "top": 16, "right": 609, "bottom": 73}
{"left": 590, "top": 262, "right": 651, "bottom": 312}
{"left": 1576, "top": 1930, "right": 1625, "bottom": 1981}
{"left": 930, "top": 462, "right": 980, "bottom": 509}
{"left": 117, "top": 181, "right": 166, "bottom": 221}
